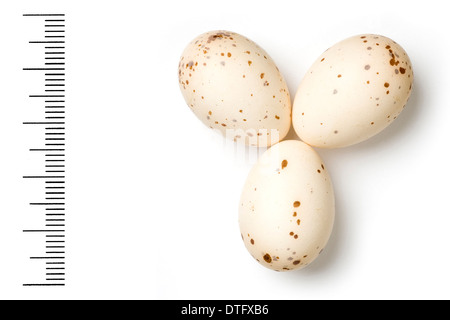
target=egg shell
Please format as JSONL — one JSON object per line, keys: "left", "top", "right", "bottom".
{"left": 238, "top": 140, "right": 335, "bottom": 271}
{"left": 178, "top": 30, "right": 291, "bottom": 147}
{"left": 292, "top": 34, "right": 414, "bottom": 148}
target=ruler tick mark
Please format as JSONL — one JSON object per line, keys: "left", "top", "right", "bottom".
{"left": 23, "top": 284, "right": 65, "bottom": 287}
{"left": 29, "top": 41, "right": 65, "bottom": 44}
{"left": 23, "top": 67, "right": 65, "bottom": 70}
{"left": 24, "top": 14, "right": 65, "bottom": 16}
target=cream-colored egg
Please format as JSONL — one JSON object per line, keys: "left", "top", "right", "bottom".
{"left": 239, "top": 140, "right": 335, "bottom": 271}
{"left": 178, "top": 30, "right": 291, "bottom": 147}
{"left": 292, "top": 34, "right": 414, "bottom": 148}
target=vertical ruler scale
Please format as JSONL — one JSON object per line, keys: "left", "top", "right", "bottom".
{"left": 22, "top": 13, "right": 66, "bottom": 287}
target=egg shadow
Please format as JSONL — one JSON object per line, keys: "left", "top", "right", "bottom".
{"left": 282, "top": 76, "right": 423, "bottom": 278}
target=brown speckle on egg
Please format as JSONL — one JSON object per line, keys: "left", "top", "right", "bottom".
{"left": 250, "top": 239, "right": 255, "bottom": 245}
{"left": 260, "top": 73, "right": 265, "bottom": 79}
{"left": 248, "top": 60, "right": 252, "bottom": 66}
{"left": 384, "top": 82, "right": 390, "bottom": 88}
{"left": 281, "top": 160, "right": 288, "bottom": 169}
{"left": 365, "top": 64, "right": 370, "bottom": 70}
{"left": 227, "top": 52, "right": 232, "bottom": 57}
{"left": 399, "top": 67, "right": 406, "bottom": 74}
{"left": 293, "top": 201, "right": 301, "bottom": 207}
{"left": 263, "top": 254, "right": 272, "bottom": 263}
{"left": 275, "top": 115, "right": 280, "bottom": 119}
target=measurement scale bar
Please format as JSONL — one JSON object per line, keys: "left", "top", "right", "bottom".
{"left": 22, "top": 12, "right": 67, "bottom": 287}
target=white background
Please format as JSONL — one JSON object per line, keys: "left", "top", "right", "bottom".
{"left": 0, "top": 0, "right": 449, "bottom": 300}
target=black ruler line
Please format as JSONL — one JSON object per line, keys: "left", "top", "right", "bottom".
{"left": 23, "top": 230, "right": 64, "bottom": 232}
{"left": 23, "top": 176, "right": 64, "bottom": 178}
{"left": 23, "top": 284, "right": 65, "bottom": 287}
{"left": 46, "top": 273, "right": 65, "bottom": 275}
{"left": 30, "top": 203, "right": 65, "bottom": 205}
{"left": 29, "top": 41, "right": 65, "bottom": 44}
{"left": 24, "top": 13, "right": 65, "bottom": 16}
{"left": 29, "top": 95, "right": 64, "bottom": 97}
{"left": 23, "top": 67, "right": 64, "bottom": 70}
{"left": 23, "top": 122, "right": 64, "bottom": 124}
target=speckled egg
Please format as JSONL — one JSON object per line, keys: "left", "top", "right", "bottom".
{"left": 178, "top": 30, "right": 291, "bottom": 147}
{"left": 239, "top": 140, "right": 335, "bottom": 271}
{"left": 292, "top": 34, "right": 414, "bottom": 148}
